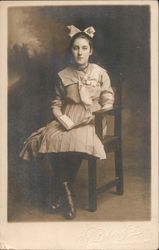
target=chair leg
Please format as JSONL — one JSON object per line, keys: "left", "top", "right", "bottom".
{"left": 88, "top": 158, "right": 97, "bottom": 212}
{"left": 115, "top": 148, "right": 123, "bottom": 195}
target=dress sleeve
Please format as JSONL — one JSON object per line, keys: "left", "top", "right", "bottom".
{"left": 99, "top": 70, "right": 114, "bottom": 108}
{"left": 51, "top": 77, "right": 65, "bottom": 119}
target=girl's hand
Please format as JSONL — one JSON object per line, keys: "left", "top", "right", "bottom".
{"left": 72, "top": 115, "right": 95, "bottom": 129}
{"left": 101, "top": 104, "right": 113, "bottom": 111}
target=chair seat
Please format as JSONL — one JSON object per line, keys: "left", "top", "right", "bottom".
{"left": 102, "top": 135, "right": 120, "bottom": 153}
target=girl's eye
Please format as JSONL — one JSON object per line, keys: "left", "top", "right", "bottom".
{"left": 72, "top": 46, "right": 88, "bottom": 51}
{"left": 73, "top": 46, "right": 78, "bottom": 50}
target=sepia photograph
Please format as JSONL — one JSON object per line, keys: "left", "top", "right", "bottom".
{"left": 0, "top": 1, "right": 158, "bottom": 249}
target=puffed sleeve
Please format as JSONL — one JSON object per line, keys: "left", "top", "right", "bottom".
{"left": 51, "top": 77, "right": 65, "bottom": 119}
{"left": 99, "top": 70, "right": 114, "bottom": 109}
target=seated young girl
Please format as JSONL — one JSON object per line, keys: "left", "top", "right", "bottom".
{"left": 20, "top": 25, "right": 114, "bottom": 220}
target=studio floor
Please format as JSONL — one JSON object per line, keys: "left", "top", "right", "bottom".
{"left": 8, "top": 154, "right": 150, "bottom": 222}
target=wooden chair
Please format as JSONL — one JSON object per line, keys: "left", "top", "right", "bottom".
{"left": 87, "top": 74, "right": 123, "bottom": 212}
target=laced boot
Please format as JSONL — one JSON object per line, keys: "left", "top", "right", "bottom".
{"left": 47, "top": 176, "right": 61, "bottom": 214}
{"left": 50, "top": 197, "right": 61, "bottom": 213}
{"left": 61, "top": 181, "right": 76, "bottom": 220}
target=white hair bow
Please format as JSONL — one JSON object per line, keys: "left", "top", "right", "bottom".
{"left": 67, "top": 25, "right": 95, "bottom": 38}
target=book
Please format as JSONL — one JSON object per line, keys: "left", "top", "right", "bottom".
{"left": 57, "top": 115, "right": 75, "bottom": 130}
{"left": 57, "top": 114, "right": 94, "bottom": 130}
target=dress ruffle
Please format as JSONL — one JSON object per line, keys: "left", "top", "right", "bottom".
{"left": 19, "top": 102, "right": 106, "bottom": 161}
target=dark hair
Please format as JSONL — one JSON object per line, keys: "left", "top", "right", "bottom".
{"left": 65, "top": 32, "right": 94, "bottom": 66}
{"left": 69, "top": 31, "right": 94, "bottom": 51}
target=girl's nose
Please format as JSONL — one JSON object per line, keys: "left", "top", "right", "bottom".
{"left": 78, "top": 49, "right": 82, "bottom": 55}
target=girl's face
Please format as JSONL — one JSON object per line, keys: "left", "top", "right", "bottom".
{"left": 71, "top": 37, "right": 93, "bottom": 67}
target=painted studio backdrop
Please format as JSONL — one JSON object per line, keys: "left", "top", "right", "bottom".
{"left": 8, "top": 6, "right": 150, "bottom": 221}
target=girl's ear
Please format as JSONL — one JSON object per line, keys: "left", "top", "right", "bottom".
{"left": 89, "top": 48, "right": 93, "bottom": 56}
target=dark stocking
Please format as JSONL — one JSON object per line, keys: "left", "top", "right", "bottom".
{"left": 47, "top": 154, "right": 62, "bottom": 207}
{"left": 48, "top": 153, "right": 82, "bottom": 185}
{"left": 48, "top": 153, "right": 82, "bottom": 219}
{"left": 66, "top": 153, "right": 82, "bottom": 185}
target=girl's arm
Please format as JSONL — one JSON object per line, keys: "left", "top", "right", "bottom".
{"left": 51, "top": 78, "right": 65, "bottom": 119}
{"left": 99, "top": 70, "right": 114, "bottom": 109}
{"left": 51, "top": 78, "right": 76, "bottom": 130}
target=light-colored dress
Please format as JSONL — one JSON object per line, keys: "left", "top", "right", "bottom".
{"left": 19, "top": 63, "right": 114, "bottom": 161}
